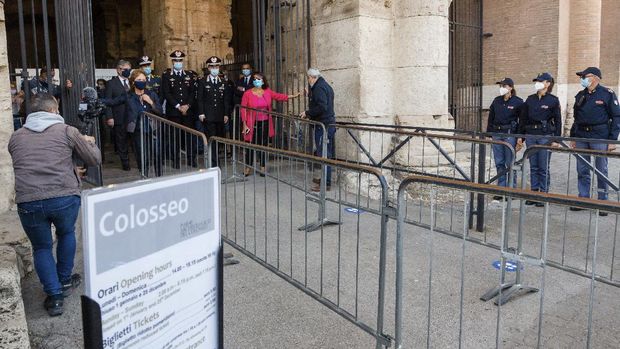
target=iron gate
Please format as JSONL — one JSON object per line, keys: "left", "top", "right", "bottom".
{"left": 449, "top": 0, "right": 483, "bottom": 132}
{"left": 223, "top": 0, "right": 311, "bottom": 115}
{"left": 12, "top": 0, "right": 101, "bottom": 186}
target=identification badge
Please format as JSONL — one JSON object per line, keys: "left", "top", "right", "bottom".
{"left": 541, "top": 105, "right": 549, "bottom": 109}
{"left": 595, "top": 100, "right": 605, "bottom": 105}
{"left": 507, "top": 106, "right": 514, "bottom": 109}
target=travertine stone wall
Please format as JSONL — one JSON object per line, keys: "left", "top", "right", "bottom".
{"left": 142, "top": 0, "right": 233, "bottom": 73}
{"left": 0, "top": 0, "right": 15, "bottom": 213}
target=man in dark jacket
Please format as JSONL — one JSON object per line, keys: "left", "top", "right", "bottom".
{"left": 197, "top": 56, "right": 232, "bottom": 167}
{"left": 301, "top": 68, "right": 336, "bottom": 192}
{"left": 9, "top": 93, "right": 101, "bottom": 316}
{"left": 233, "top": 63, "right": 254, "bottom": 139}
{"left": 161, "top": 50, "right": 199, "bottom": 167}
{"left": 105, "top": 59, "right": 132, "bottom": 170}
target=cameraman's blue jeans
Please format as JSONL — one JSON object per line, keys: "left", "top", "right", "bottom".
{"left": 17, "top": 195, "right": 80, "bottom": 296}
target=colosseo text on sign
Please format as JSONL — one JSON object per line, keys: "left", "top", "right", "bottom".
{"left": 82, "top": 170, "right": 221, "bottom": 349}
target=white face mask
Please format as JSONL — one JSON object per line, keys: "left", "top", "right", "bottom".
{"left": 534, "top": 81, "right": 545, "bottom": 91}
{"left": 499, "top": 87, "right": 510, "bottom": 96}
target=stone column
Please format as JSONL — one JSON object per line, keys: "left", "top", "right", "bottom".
{"left": 0, "top": 0, "right": 15, "bottom": 213}
{"left": 600, "top": 0, "right": 620, "bottom": 92}
{"left": 393, "top": 0, "right": 452, "bottom": 129}
{"left": 142, "top": 0, "right": 233, "bottom": 73}
{"left": 563, "top": 0, "right": 602, "bottom": 135}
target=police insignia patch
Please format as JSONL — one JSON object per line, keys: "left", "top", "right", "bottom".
{"left": 615, "top": 100, "right": 619, "bottom": 105}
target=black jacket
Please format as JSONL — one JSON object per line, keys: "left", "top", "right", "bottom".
{"left": 161, "top": 69, "right": 198, "bottom": 123}
{"left": 197, "top": 76, "right": 233, "bottom": 123}
{"left": 105, "top": 76, "right": 130, "bottom": 124}
{"left": 306, "top": 77, "right": 335, "bottom": 125}
{"left": 234, "top": 75, "right": 254, "bottom": 107}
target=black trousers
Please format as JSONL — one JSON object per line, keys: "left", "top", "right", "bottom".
{"left": 113, "top": 123, "right": 129, "bottom": 165}
{"left": 245, "top": 120, "right": 270, "bottom": 167}
{"left": 166, "top": 116, "right": 196, "bottom": 167}
{"left": 205, "top": 121, "right": 226, "bottom": 167}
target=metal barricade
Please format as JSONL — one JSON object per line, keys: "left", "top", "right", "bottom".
{"left": 209, "top": 136, "right": 393, "bottom": 348}
{"left": 332, "top": 124, "right": 515, "bottom": 232}
{"left": 501, "top": 145, "right": 620, "bottom": 291}
{"left": 228, "top": 105, "right": 336, "bottom": 231}
{"left": 139, "top": 112, "right": 209, "bottom": 178}
{"left": 394, "top": 175, "right": 620, "bottom": 348}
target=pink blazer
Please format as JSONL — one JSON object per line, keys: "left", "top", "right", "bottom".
{"left": 240, "top": 88, "right": 289, "bottom": 142}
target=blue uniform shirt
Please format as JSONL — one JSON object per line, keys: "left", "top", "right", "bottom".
{"left": 570, "top": 85, "right": 620, "bottom": 140}
{"left": 486, "top": 95, "right": 523, "bottom": 133}
{"left": 519, "top": 93, "right": 562, "bottom": 136}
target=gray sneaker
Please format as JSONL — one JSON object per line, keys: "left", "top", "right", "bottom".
{"left": 61, "top": 274, "right": 82, "bottom": 297}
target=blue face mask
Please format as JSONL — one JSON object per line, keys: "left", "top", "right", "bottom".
{"left": 121, "top": 68, "right": 131, "bottom": 78}
{"left": 173, "top": 62, "right": 183, "bottom": 71}
{"left": 580, "top": 77, "right": 591, "bottom": 88}
{"left": 134, "top": 80, "right": 147, "bottom": 90}
{"left": 253, "top": 79, "right": 264, "bottom": 88}
{"left": 143, "top": 67, "right": 152, "bottom": 76}
{"left": 242, "top": 69, "right": 252, "bottom": 77}
{"left": 210, "top": 68, "right": 220, "bottom": 77}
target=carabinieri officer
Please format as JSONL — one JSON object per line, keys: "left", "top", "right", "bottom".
{"left": 486, "top": 77, "right": 523, "bottom": 195}
{"left": 569, "top": 67, "right": 620, "bottom": 212}
{"left": 518, "top": 72, "right": 562, "bottom": 205}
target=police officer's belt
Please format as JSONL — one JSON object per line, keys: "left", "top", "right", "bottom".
{"left": 576, "top": 122, "right": 609, "bottom": 132}
{"left": 492, "top": 123, "right": 513, "bottom": 131}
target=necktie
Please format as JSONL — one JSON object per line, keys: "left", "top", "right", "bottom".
{"left": 123, "top": 79, "right": 129, "bottom": 92}
{"left": 245, "top": 77, "right": 249, "bottom": 85}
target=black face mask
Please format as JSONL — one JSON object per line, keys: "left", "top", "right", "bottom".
{"left": 121, "top": 68, "right": 131, "bottom": 78}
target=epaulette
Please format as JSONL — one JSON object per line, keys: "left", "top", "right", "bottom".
{"left": 608, "top": 88, "right": 615, "bottom": 94}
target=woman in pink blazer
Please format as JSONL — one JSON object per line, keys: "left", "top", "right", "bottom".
{"left": 241, "top": 72, "right": 300, "bottom": 176}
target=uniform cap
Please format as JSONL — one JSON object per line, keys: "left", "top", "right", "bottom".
{"left": 576, "top": 67, "right": 602, "bottom": 79}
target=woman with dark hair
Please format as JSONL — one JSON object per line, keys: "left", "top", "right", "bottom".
{"left": 240, "top": 72, "right": 300, "bottom": 176}
{"left": 518, "top": 72, "right": 562, "bottom": 204}
{"left": 486, "top": 77, "right": 523, "bottom": 197}
{"left": 125, "top": 69, "right": 163, "bottom": 176}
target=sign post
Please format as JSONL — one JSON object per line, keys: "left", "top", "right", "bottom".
{"left": 81, "top": 170, "right": 222, "bottom": 349}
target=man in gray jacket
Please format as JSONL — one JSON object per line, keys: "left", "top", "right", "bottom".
{"left": 8, "top": 93, "right": 101, "bottom": 316}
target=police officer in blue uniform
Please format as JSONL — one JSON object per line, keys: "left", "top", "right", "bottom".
{"left": 161, "top": 50, "right": 199, "bottom": 168}
{"left": 487, "top": 77, "right": 523, "bottom": 197}
{"left": 569, "top": 67, "right": 620, "bottom": 212}
{"left": 138, "top": 55, "right": 162, "bottom": 98}
{"left": 197, "top": 56, "right": 232, "bottom": 167}
{"left": 518, "top": 72, "right": 562, "bottom": 205}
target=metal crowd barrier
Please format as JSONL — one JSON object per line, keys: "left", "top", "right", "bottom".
{"left": 504, "top": 145, "right": 620, "bottom": 290}
{"left": 331, "top": 123, "right": 515, "bottom": 231}
{"left": 395, "top": 175, "right": 620, "bottom": 349}
{"left": 139, "top": 112, "right": 209, "bottom": 178}
{"left": 229, "top": 105, "right": 336, "bottom": 231}
{"left": 209, "top": 136, "right": 392, "bottom": 348}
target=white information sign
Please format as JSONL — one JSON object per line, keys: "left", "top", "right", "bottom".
{"left": 82, "top": 170, "right": 221, "bottom": 349}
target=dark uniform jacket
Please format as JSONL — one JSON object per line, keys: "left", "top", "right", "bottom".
{"left": 518, "top": 93, "right": 562, "bottom": 136}
{"left": 161, "top": 69, "right": 197, "bottom": 126}
{"left": 197, "top": 76, "right": 233, "bottom": 123}
{"left": 125, "top": 90, "right": 163, "bottom": 133}
{"left": 146, "top": 74, "right": 162, "bottom": 99}
{"left": 306, "top": 77, "right": 335, "bottom": 125}
{"left": 570, "top": 85, "right": 620, "bottom": 140}
{"left": 486, "top": 95, "right": 523, "bottom": 133}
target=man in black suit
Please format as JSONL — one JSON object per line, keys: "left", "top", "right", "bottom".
{"left": 197, "top": 56, "right": 232, "bottom": 167}
{"left": 105, "top": 59, "right": 132, "bottom": 170}
{"left": 233, "top": 63, "right": 254, "bottom": 139}
{"left": 161, "top": 50, "right": 198, "bottom": 168}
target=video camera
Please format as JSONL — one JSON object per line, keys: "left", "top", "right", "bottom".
{"left": 78, "top": 86, "right": 106, "bottom": 136}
